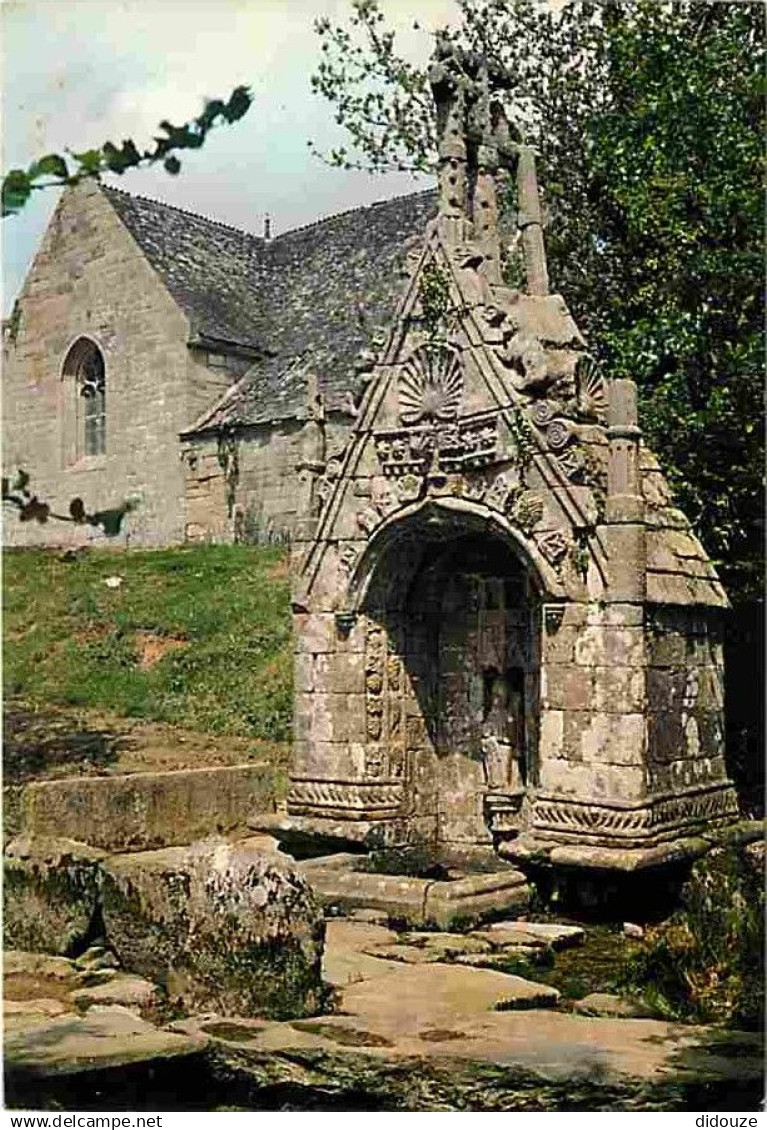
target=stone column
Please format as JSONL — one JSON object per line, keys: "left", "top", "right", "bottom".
{"left": 295, "top": 373, "right": 326, "bottom": 524}
{"left": 604, "top": 378, "right": 646, "bottom": 605}
{"left": 430, "top": 48, "right": 469, "bottom": 245}
{"left": 468, "top": 60, "right": 501, "bottom": 284}
{"left": 516, "top": 146, "right": 549, "bottom": 297}
{"left": 473, "top": 141, "right": 502, "bottom": 284}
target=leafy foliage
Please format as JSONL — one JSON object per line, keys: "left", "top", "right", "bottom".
{"left": 2, "top": 469, "right": 138, "bottom": 538}
{"left": 310, "top": 0, "right": 764, "bottom": 597}
{"left": 2, "top": 86, "right": 253, "bottom": 217}
{"left": 3, "top": 545, "right": 293, "bottom": 742}
{"left": 622, "top": 842, "right": 765, "bottom": 1029}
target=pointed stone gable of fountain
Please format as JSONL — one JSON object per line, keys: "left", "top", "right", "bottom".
{"left": 294, "top": 216, "right": 726, "bottom": 613}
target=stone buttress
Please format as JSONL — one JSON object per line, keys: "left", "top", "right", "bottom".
{"left": 284, "top": 48, "right": 737, "bottom": 869}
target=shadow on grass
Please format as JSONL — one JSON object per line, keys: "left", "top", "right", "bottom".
{"left": 3, "top": 704, "right": 128, "bottom": 783}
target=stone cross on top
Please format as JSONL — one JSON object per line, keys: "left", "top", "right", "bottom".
{"left": 428, "top": 33, "right": 549, "bottom": 295}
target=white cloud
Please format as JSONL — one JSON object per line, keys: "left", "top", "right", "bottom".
{"left": 2, "top": 0, "right": 463, "bottom": 308}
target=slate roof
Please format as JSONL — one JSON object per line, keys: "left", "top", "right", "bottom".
{"left": 103, "top": 184, "right": 437, "bottom": 427}
{"left": 103, "top": 186, "right": 270, "bottom": 353}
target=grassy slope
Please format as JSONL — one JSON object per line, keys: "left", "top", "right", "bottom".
{"left": 3, "top": 545, "right": 293, "bottom": 741}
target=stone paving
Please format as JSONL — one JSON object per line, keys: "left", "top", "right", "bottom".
{"left": 5, "top": 918, "right": 762, "bottom": 1110}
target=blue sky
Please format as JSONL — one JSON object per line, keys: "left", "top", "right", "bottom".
{"left": 2, "top": 0, "right": 460, "bottom": 312}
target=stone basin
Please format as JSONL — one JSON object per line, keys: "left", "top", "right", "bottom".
{"left": 295, "top": 852, "right": 530, "bottom": 929}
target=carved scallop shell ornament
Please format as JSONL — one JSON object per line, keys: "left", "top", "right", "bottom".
{"left": 399, "top": 344, "right": 463, "bottom": 426}
{"left": 575, "top": 354, "right": 608, "bottom": 423}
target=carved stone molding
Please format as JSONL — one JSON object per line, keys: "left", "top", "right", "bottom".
{"left": 484, "top": 789, "right": 526, "bottom": 834}
{"left": 530, "top": 784, "right": 738, "bottom": 847}
{"left": 374, "top": 410, "right": 498, "bottom": 478}
{"left": 288, "top": 778, "right": 405, "bottom": 819}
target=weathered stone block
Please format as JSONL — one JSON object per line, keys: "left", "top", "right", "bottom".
{"left": 539, "top": 709, "right": 566, "bottom": 759}
{"left": 294, "top": 652, "right": 314, "bottom": 693}
{"left": 331, "top": 693, "right": 366, "bottom": 742}
{"left": 540, "top": 625, "right": 578, "bottom": 665}
{"left": 328, "top": 651, "right": 366, "bottom": 694}
{"left": 22, "top": 766, "right": 277, "bottom": 853}
{"left": 574, "top": 625, "right": 645, "bottom": 668}
{"left": 578, "top": 713, "right": 646, "bottom": 767}
{"left": 648, "top": 630, "right": 688, "bottom": 668}
{"left": 591, "top": 666, "right": 646, "bottom": 713}
{"left": 294, "top": 613, "right": 336, "bottom": 654}
{"left": 101, "top": 838, "right": 324, "bottom": 1019}
{"left": 542, "top": 665, "right": 592, "bottom": 711}
{"left": 3, "top": 837, "right": 104, "bottom": 955}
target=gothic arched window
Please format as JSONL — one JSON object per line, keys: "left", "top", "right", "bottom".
{"left": 62, "top": 339, "right": 106, "bottom": 459}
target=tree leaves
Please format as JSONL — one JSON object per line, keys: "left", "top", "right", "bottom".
{"left": 2, "top": 86, "right": 253, "bottom": 217}
{"left": 310, "top": 0, "right": 764, "bottom": 598}
{"left": 3, "top": 471, "right": 138, "bottom": 538}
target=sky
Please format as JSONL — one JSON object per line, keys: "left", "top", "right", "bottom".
{"left": 2, "top": 0, "right": 465, "bottom": 313}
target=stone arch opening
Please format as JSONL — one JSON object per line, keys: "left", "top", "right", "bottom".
{"left": 62, "top": 337, "right": 106, "bottom": 460}
{"left": 356, "top": 505, "right": 542, "bottom": 847}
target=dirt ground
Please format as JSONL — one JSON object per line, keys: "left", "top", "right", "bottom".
{"left": 3, "top": 700, "right": 289, "bottom": 784}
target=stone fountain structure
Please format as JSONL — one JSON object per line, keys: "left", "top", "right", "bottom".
{"left": 283, "top": 42, "right": 738, "bottom": 878}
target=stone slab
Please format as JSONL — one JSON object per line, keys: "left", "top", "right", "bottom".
{"left": 23, "top": 764, "right": 277, "bottom": 852}
{"left": 322, "top": 918, "right": 405, "bottom": 984}
{"left": 70, "top": 975, "right": 159, "bottom": 1011}
{"left": 4, "top": 1004, "right": 204, "bottom": 1077}
{"left": 485, "top": 921, "right": 585, "bottom": 950}
{"left": 301, "top": 856, "right": 530, "bottom": 928}
{"left": 4, "top": 951, "right": 79, "bottom": 980}
{"left": 502, "top": 834, "right": 716, "bottom": 871}
{"left": 177, "top": 1008, "right": 763, "bottom": 1102}
{"left": 573, "top": 992, "right": 650, "bottom": 1019}
{"left": 339, "top": 963, "right": 560, "bottom": 1029}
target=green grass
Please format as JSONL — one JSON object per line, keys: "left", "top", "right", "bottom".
{"left": 3, "top": 545, "right": 293, "bottom": 740}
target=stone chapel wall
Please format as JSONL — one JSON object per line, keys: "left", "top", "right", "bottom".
{"left": 182, "top": 417, "right": 352, "bottom": 543}
{"left": 2, "top": 182, "right": 199, "bottom": 548}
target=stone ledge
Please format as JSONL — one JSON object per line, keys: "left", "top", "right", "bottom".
{"left": 500, "top": 831, "right": 737, "bottom": 873}
{"left": 23, "top": 764, "right": 278, "bottom": 852}
{"left": 293, "top": 853, "right": 530, "bottom": 929}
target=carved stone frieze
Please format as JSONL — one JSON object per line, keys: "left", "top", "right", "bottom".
{"left": 374, "top": 410, "right": 498, "bottom": 478}
{"left": 288, "top": 778, "right": 404, "bottom": 817}
{"left": 511, "top": 490, "right": 544, "bottom": 534}
{"left": 530, "top": 784, "right": 738, "bottom": 847}
{"left": 315, "top": 451, "right": 346, "bottom": 512}
{"left": 555, "top": 445, "right": 585, "bottom": 482}
{"left": 484, "top": 790, "right": 526, "bottom": 835}
{"left": 396, "top": 473, "right": 423, "bottom": 504}
{"left": 365, "top": 622, "right": 387, "bottom": 748}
